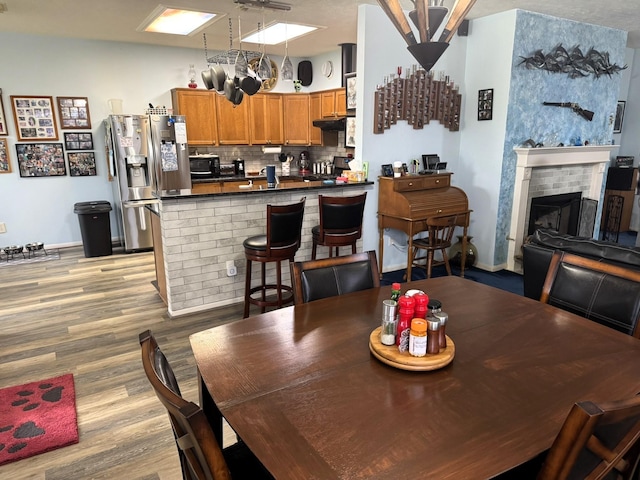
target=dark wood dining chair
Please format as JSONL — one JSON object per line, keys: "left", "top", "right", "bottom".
{"left": 139, "top": 330, "right": 273, "bottom": 480}
{"left": 311, "top": 192, "right": 367, "bottom": 259}
{"left": 540, "top": 251, "right": 640, "bottom": 338}
{"left": 408, "top": 210, "right": 471, "bottom": 279}
{"left": 243, "top": 197, "right": 306, "bottom": 318}
{"left": 536, "top": 394, "right": 640, "bottom": 480}
{"left": 290, "top": 250, "right": 380, "bottom": 304}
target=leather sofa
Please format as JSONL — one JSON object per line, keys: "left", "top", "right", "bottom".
{"left": 522, "top": 228, "right": 640, "bottom": 300}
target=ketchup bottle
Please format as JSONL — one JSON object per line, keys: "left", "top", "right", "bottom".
{"left": 396, "top": 295, "right": 415, "bottom": 350}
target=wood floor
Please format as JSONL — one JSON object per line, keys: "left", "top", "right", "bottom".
{"left": 0, "top": 246, "right": 246, "bottom": 480}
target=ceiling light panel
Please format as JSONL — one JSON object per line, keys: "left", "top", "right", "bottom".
{"left": 138, "top": 5, "right": 221, "bottom": 36}
{"left": 243, "top": 23, "right": 318, "bottom": 45}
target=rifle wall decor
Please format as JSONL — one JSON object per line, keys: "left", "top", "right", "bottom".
{"left": 519, "top": 44, "right": 627, "bottom": 79}
{"left": 542, "top": 102, "right": 594, "bottom": 121}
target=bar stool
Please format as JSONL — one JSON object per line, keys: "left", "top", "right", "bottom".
{"left": 243, "top": 197, "right": 306, "bottom": 318}
{"left": 311, "top": 192, "right": 367, "bottom": 259}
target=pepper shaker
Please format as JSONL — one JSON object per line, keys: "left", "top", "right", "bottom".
{"left": 434, "top": 311, "right": 448, "bottom": 349}
{"left": 427, "top": 318, "right": 441, "bottom": 354}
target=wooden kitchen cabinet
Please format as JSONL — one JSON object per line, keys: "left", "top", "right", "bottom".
{"left": 283, "top": 94, "right": 310, "bottom": 145}
{"left": 249, "top": 93, "right": 284, "bottom": 145}
{"left": 171, "top": 88, "right": 218, "bottom": 145}
{"left": 320, "top": 88, "right": 347, "bottom": 118}
{"left": 216, "top": 94, "right": 251, "bottom": 145}
{"left": 309, "top": 93, "right": 322, "bottom": 145}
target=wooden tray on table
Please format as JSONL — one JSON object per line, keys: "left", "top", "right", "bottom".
{"left": 369, "top": 326, "right": 455, "bottom": 371}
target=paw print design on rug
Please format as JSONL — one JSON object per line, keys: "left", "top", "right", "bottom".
{"left": 0, "top": 374, "right": 78, "bottom": 466}
{"left": 0, "top": 382, "right": 64, "bottom": 454}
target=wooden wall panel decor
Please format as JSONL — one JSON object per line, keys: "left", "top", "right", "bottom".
{"left": 373, "top": 66, "right": 461, "bottom": 134}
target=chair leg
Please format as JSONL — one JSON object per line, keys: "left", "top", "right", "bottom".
{"left": 443, "top": 250, "right": 452, "bottom": 276}
{"left": 244, "top": 258, "right": 252, "bottom": 318}
{"left": 427, "top": 251, "right": 434, "bottom": 279}
{"left": 351, "top": 243, "right": 356, "bottom": 254}
{"left": 276, "top": 260, "right": 283, "bottom": 308}
{"left": 312, "top": 240, "right": 318, "bottom": 260}
{"left": 260, "top": 262, "right": 267, "bottom": 313}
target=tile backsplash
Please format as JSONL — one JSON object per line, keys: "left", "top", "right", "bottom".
{"left": 189, "top": 131, "right": 352, "bottom": 175}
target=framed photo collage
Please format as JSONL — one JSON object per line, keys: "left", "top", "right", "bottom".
{"left": 1, "top": 93, "right": 96, "bottom": 177}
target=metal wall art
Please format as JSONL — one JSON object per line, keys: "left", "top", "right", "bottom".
{"left": 614, "top": 101, "right": 626, "bottom": 133}
{"left": 56, "top": 96, "right": 91, "bottom": 129}
{"left": 519, "top": 44, "right": 627, "bottom": 79}
{"left": 10, "top": 96, "right": 58, "bottom": 141}
{"left": 16, "top": 143, "right": 66, "bottom": 177}
{"left": 373, "top": 66, "right": 461, "bottom": 134}
{"left": 0, "top": 138, "right": 10, "bottom": 173}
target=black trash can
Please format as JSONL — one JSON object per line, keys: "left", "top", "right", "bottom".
{"left": 74, "top": 201, "right": 113, "bottom": 258}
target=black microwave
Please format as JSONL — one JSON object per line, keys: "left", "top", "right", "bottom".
{"left": 189, "top": 155, "right": 219, "bottom": 179}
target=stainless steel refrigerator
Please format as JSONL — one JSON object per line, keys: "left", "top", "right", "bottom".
{"left": 106, "top": 114, "right": 190, "bottom": 253}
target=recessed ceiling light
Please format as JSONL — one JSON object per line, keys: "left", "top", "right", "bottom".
{"left": 243, "top": 22, "right": 318, "bottom": 45}
{"left": 138, "top": 5, "right": 221, "bottom": 36}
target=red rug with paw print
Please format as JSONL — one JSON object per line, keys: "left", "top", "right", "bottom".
{"left": 0, "top": 374, "right": 78, "bottom": 465}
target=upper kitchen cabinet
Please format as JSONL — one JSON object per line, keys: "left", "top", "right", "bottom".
{"left": 249, "top": 93, "right": 284, "bottom": 145}
{"left": 283, "top": 94, "right": 310, "bottom": 145}
{"left": 309, "top": 93, "right": 322, "bottom": 146}
{"left": 321, "top": 88, "right": 347, "bottom": 118}
{"left": 215, "top": 94, "right": 250, "bottom": 145}
{"left": 171, "top": 88, "right": 218, "bottom": 145}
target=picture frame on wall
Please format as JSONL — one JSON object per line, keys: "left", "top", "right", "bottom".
{"left": 0, "top": 138, "right": 11, "bottom": 173}
{"left": 0, "top": 90, "right": 8, "bottom": 135}
{"left": 345, "top": 72, "right": 357, "bottom": 112}
{"left": 68, "top": 151, "right": 97, "bottom": 176}
{"left": 57, "top": 96, "right": 92, "bottom": 129}
{"left": 478, "top": 88, "right": 493, "bottom": 121}
{"left": 10, "top": 95, "right": 59, "bottom": 141}
{"left": 15, "top": 143, "right": 66, "bottom": 177}
{"left": 614, "top": 100, "right": 626, "bottom": 134}
{"left": 64, "top": 132, "right": 93, "bottom": 151}
{"left": 345, "top": 116, "right": 356, "bottom": 148}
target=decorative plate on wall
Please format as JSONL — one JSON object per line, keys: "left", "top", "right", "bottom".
{"left": 248, "top": 58, "right": 279, "bottom": 92}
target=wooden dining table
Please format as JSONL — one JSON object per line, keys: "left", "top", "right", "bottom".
{"left": 190, "top": 276, "right": 640, "bottom": 479}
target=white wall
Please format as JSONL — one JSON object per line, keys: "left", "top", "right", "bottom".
{"left": 619, "top": 48, "right": 640, "bottom": 159}
{"left": 458, "top": 11, "right": 517, "bottom": 270}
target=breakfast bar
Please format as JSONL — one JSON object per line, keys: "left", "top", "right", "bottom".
{"left": 151, "top": 179, "right": 373, "bottom": 317}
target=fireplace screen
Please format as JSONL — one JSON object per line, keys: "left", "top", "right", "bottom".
{"left": 528, "top": 193, "right": 597, "bottom": 238}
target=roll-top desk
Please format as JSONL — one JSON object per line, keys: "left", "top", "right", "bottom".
{"left": 378, "top": 174, "right": 470, "bottom": 280}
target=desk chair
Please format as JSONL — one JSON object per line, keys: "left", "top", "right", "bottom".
{"left": 311, "top": 193, "right": 367, "bottom": 259}
{"left": 290, "top": 251, "right": 380, "bottom": 305}
{"left": 537, "top": 395, "right": 640, "bottom": 480}
{"left": 243, "top": 198, "right": 306, "bottom": 318}
{"left": 408, "top": 210, "right": 471, "bottom": 279}
{"left": 540, "top": 251, "right": 640, "bottom": 338}
{"left": 139, "top": 330, "right": 272, "bottom": 480}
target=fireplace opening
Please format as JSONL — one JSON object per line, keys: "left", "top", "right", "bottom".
{"left": 528, "top": 192, "right": 582, "bottom": 236}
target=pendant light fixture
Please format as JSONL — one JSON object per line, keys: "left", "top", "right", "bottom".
{"left": 280, "top": 13, "right": 293, "bottom": 81}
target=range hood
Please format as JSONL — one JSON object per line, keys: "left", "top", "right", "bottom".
{"left": 312, "top": 117, "right": 347, "bottom": 131}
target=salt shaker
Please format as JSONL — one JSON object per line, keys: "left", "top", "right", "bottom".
{"left": 380, "top": 299, "right": 398, "bottom": 346}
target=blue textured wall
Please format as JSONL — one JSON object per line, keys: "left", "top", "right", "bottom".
{"left": 494, "top": 10, "right": 627, "bottom": 265}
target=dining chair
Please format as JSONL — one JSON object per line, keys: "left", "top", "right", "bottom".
{"left": 408, "top": 210, "right": 471, "bottom": 279}
{"left": 290, "top": 250, "right": 380, "bottom": 304}
{"left": 139, "top": 330, "right": 273, "bottom": 480}
{"left": 243, "top": 197, "right": 306, "bottom": 318}
{"left": 540, "top": 250, "right": 640, "bottom": 338}
{"left": 536, "top": 394, "right": 640, "bottom": 480}
{"left": 311, "top": 192, "right": 367, "bottom": 259}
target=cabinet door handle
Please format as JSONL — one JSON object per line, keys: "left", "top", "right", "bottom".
{"left": 437, "top": 209, "right": 443, "bottom": 213}
{"left": 435, "top": 179, "right": 440, "bottom": 184}
{"left": 408, "top": 182, "right": 413, "bottom": 186}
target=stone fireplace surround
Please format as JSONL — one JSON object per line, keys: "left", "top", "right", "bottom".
{"left": 507, "top": 145, "right": 618, "bottom": 272}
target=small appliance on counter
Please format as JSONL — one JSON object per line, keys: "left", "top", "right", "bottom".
{"left": 189, "top": 154, "right": 219, "bottom": 180}
{"left": 299, "top": 151, "right": 310, "bottom": 175}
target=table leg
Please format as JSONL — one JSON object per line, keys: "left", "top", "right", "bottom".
{"left": 460, "top": 226, "right": 468, "bottom": 278}
{"left": 198, "top": 368, "right": 223, "bottom": 447}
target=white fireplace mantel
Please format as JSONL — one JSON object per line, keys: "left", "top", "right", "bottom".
{"left": 507, "top": 145, "right": 619, "bottom": 272}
